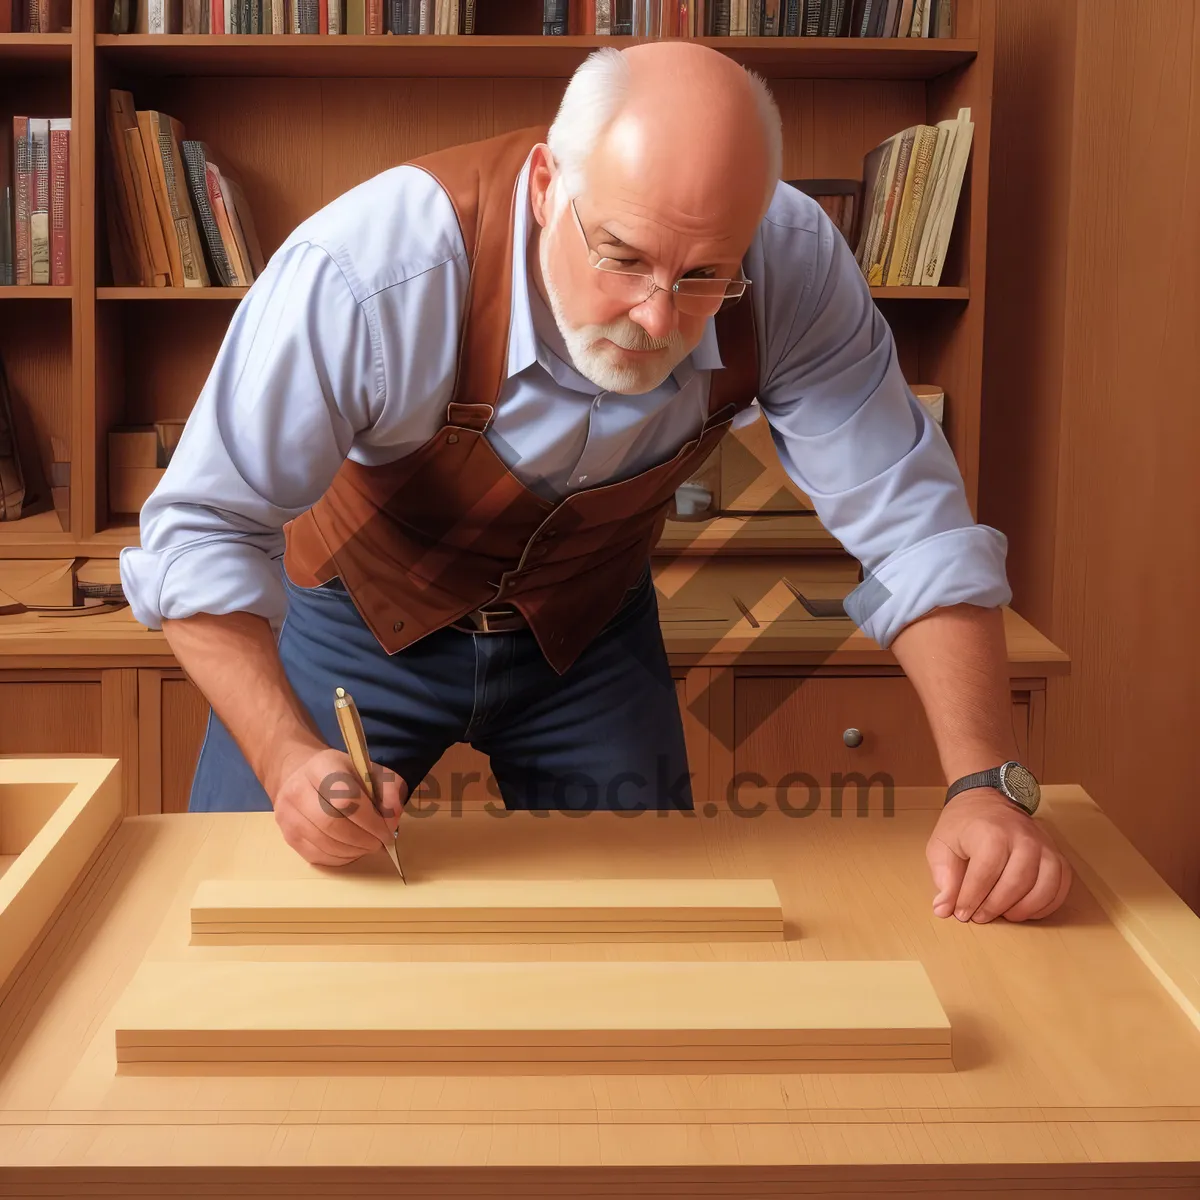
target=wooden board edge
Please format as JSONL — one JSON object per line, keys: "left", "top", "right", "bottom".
{"left": 1041, "top": 786, "right": 1200, "bottom": 1035}
{"left": 0, "top": 757, "right": 123, "bottom": 999}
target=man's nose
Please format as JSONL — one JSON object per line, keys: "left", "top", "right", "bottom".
{"left": 628, "top": 286, "right": 679, "bottom": 342}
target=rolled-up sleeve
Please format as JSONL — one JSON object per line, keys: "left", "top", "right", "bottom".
{"left": 754, "top": 194, "right": 1012, "bottom": 648}
{"left": 118, "top": 238, "right": 378, "bottom": 631}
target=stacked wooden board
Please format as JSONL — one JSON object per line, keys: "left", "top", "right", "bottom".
{"left": 188, "top": 877, "right": 786, "bottom": 944}
{"left": 111, "top": 958, "right": 953, "bottom": 1074}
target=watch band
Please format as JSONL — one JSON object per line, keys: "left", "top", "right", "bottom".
{"left": 944, "top": 767, "right": 1002, "bottom": 805}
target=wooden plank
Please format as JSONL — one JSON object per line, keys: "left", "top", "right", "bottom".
{"left": 112, "top": 958, "right": 952, "bottom": 1073}
{"left": 189, "top": 877, "right": 784, "bottom": 942}
{"left": 0, "top": 757, "right": 123, "bottom": 1003}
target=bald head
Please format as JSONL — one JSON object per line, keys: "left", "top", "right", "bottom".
{"left": 529, "top": 45, "right": 781, "bottom": 394}
{"left": 548, "top": 42, "right": 781, "bottom": 226}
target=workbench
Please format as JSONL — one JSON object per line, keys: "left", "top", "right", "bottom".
{"left": 0, "top": 757, "right": 1198, "bottom": 1196}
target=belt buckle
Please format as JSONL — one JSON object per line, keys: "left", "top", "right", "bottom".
{"left": 477, "top": 609, "right": 500, "bottom": 633}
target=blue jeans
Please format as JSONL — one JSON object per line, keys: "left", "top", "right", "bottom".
{"left": 187, "top": 560, "right": 694, "bottom": 813}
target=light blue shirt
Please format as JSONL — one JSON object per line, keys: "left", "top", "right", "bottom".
{"left": 119, "top": 150, "right": 1011, "bottom": 649}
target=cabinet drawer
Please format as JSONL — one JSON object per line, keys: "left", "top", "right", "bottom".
{"left": 735, "top": 676, "right": 1034, "bottom": 788}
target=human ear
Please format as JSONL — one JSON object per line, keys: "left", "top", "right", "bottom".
{"left": 528, "top": 144, "right": 555, "bottom": 230}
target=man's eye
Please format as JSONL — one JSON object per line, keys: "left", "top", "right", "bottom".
{"left": 684, "top": 268, "right": 719, "bottom": 280}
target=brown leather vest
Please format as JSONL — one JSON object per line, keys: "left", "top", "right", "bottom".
{"left": 283, "top": 125, "right": 760, "bottom": 675}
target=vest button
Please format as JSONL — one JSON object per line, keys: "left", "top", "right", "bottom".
{"left": 447, "top": 433, "right": 459, "bottom": 445}
{"left": 393, "top": 620, "right": 404, "bottom": 631}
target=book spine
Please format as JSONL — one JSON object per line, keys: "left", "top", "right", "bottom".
{"left": 0, "top": 186, "right": 12, "bottom": 285}
{"left": 13, "top": 118, "right": 30, "bottom": 285}
{"left": 463, "top": 0, "right": 473, "bottom": 31}
{"left": 30, "top": 119, "right": 49, "bottom": 284}
{"left": 49, "top": 118, "right": 69, "bottom": 286}
{"left": 594, "top": 0, "right": 609, "bottom": 31}
{"left": 542, "top": 0, "right": 565, "bottom": 34}
{"left": 318, "top": 0, "right": 327, "bottom": 31}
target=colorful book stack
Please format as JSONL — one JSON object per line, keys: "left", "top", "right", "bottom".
{"left": 102, "top": 90, "right": 265, "bottom": 289}
{"left": 545, "top": 0, "right": 952, "bottom": 35}
{"left": 853, "top": 106, "right": 974, "bottom": 288}
{"left": 1, "top": 118, "right": 72, "bottom": 287}
{"left": 109, "top": 0, "right": 477, "bottom": 32}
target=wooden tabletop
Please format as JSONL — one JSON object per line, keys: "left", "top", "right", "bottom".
{"left": 0, "top": 785, "right": 1196, "bottom": 1193}
{"left": 0, "top": 556, "right": 1069, "bottom": 672}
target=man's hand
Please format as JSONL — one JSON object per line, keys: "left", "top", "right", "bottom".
{"left": 266, "top": 744, "right": 407, "bottom": 867}
{"left": 927, "top": 788, "right": 1073, "bottom": 923}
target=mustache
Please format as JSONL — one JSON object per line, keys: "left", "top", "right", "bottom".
{"left": 591, "top": 321, "right": 682, "bottom": 353}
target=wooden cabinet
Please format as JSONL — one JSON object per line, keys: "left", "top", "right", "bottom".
{"left": 0, "top": 678, "right": 103, "bottom": 755}
{"left": 0, "top": 663, "right": 1048, "bottom": 818}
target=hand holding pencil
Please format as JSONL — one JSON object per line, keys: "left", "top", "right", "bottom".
{"left": 264, "top": 691, "right": 406, "bottom": 869}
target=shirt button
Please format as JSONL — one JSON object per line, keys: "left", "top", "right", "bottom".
{"left": 447, "top": 433, "right": 459, "bottom": 445}
{"left": 393, "top": 620, "right": 404, "bottom": 631}
{"left": 578, "top": 475, "right": 587, "bottom": 482}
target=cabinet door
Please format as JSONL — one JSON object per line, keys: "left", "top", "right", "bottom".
{"left": 0, "top": 679, "right": 102, "bottom": 754}
{"left": 139, "top": 670, "right": 210, "bottom": 814}
{"left": 734, "top": 676, "right": 1034, "bottom": 791}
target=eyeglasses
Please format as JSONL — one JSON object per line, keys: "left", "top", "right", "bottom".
{"left": 567, "top": 195, "right": 750, "bottom": 318}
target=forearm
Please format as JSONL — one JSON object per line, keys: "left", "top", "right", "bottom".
{"left": 162, "top": 611, "right": 326, "bottom": 796}
{"left": 887, "top": 602, "right": 1020, "bottom": 784}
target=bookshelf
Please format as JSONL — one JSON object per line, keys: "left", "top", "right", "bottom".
{"left": 0, "top": 0, "right": 995, "bottom": 560}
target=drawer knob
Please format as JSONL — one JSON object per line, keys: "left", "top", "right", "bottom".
{"left": 842, "top": 727, "right": 864, "bottom": 748}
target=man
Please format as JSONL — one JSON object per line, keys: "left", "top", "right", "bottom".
{"left": 119, "top": 41, "right": 1072, "bottom": 925}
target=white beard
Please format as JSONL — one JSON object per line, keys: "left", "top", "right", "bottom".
{"left": 539, "top": 229, "right": 692, "bottom": 395}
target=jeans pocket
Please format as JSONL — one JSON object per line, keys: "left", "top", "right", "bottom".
{"left": 281, "top": 560, "right": 347, "bottom": 601}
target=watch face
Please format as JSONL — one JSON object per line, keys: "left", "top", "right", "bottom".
{"left": 1001, "top": 762, "right": 1040, "bottom": 810}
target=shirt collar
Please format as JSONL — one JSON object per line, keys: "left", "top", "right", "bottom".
{"left": 505, "top": 153, "right": 726, "bottom": 385}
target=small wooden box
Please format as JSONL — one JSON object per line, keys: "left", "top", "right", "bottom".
{"left": 109, "top": 467, "right": 166, "bottom": 515}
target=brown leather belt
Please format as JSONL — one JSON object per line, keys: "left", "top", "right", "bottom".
{"left": 448, "top": 605, "right": 528, "bottom": 634}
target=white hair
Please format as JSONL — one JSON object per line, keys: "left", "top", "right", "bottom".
{"left": 546, "top": 46, "right": 783, "bottom": 214}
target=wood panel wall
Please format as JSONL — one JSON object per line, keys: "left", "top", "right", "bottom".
{"left": 983, "top": 0, "right": 1200, "bottom": 910}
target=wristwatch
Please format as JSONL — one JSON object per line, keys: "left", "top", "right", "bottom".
{"left": 944, "top": 760, "right": 1041, "bottom": 815}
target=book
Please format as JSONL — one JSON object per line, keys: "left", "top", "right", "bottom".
{"left": 29, "top": 118, "right": 50, "bottom": 285}
{"left": 49, "top": 118, "right": 70, "bottom": 286}
{"left": 916, "top": 107, "right": 973, "bottom": 285}
{"left": 181, "top": 141, "right": 233, "bottom": 286}
{"left": 107, "top": 90, "right": 162, "bottom": 287}
{"left": 883, "top": 122, "right": 938, "bottom": 285}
